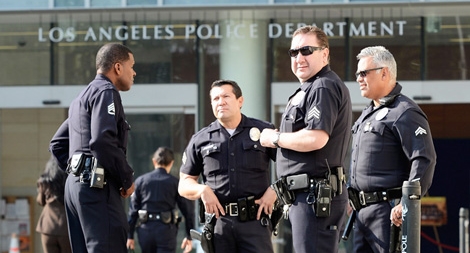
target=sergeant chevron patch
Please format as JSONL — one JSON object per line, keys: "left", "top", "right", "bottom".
{"left": 307, "top": 106, "right": 321, "bottom": 120}
{"left": 108, "top": 103, "right": 115, "bottom": 115}
{"left": 415, "top": 126, "right": 427, "bottom": 136}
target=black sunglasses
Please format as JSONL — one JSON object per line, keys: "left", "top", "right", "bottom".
{"left": 288, "top": 46, "right": 324, "bottom": 57}
{"left": 355, "top": 67, "right": 384, "bottom": 78}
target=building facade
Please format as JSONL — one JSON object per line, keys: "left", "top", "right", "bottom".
{"left": 0, "top": 1, "right": 469, "bottom": 252}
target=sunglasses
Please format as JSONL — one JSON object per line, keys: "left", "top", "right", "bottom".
{"left": 355, "top": 67, "right": 384, "bottom": 78}
{"left": 288, "top": 46, "right": 324, "bottom": 57}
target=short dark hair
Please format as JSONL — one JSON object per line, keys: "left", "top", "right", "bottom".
{"left": 152, "top": 147, "right": 174, "bottom": 166}
{"left": 210, "top": 79, "right": 243, "bottom": 98}
{"left": 292, "top": 25, "right": 329, "bottom": 50}
{"left": 96, "top": 43, "right": 133, "bottom": 73}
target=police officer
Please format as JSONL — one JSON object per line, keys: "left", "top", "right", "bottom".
{"left": 178, "top": 79, "right": 277, "bottom": 253}
{"left": 49, "top": 43, "right": 136, "bottom": 253}
{"left": 127, "top": 147, "right": 195, "bottom": 253}
{"left": 348, "top": 46, "right": 436, "bottom": 253}
{"left": 260, "top": 26, "right": 352, "bottom": 253}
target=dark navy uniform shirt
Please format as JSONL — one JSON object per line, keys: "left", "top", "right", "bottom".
{"left": 180, "top": 114, "right": 276, "bottom": 204}
{"left": 50, "top": 74, "right": 134, "bottom": 190}
{"left": 349, "top": 83, "right": 436, "bottom": 194}
{"left": 277, "top": 65, "right": 352, "bottom": 178}
{"left": 128, "top": 168, "right": 195, "bottom": 239}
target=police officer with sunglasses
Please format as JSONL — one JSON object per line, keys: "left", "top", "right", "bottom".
{"left": 261, "top": 25, "right": 352, "bottom": 253}
{"left": 348, "top": 46, "right": 436, "bottom": 253}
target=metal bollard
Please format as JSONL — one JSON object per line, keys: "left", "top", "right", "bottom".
{"left": 460, "top": 207, "right": 469, "bottom": 253}
{"left": 401, "top": 180, "right": 421, "bottom": 253}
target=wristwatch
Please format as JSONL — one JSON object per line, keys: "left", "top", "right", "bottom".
{"left": 271, "top": 132, "right": 281, "bottom": 148}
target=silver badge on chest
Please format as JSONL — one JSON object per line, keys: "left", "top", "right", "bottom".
{"left": 290, "top": 90, "right": 306, "bottom": 106}
{"left": 249, "top": 127, "right": 261, "bottom": 141}
{"left": 375, "top": 107, "right": 389, "bottom": 121}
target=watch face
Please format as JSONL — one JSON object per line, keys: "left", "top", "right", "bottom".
{"left": 272, "top": 133, "right": 280, "bottom": 144}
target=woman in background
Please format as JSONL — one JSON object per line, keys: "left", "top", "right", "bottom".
{"left": 36, "top": 155, "right": 71, "bottom": 253}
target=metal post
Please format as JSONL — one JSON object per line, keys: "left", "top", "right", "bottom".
{"left": 460, "top": 208, "right": 469, "bottom": 253}
{"left": 401, "top": 180, "right": 421, "bottom": 253}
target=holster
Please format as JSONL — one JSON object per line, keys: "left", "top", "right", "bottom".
{"left": 190, "top": 213, "right": 216, "bottom": 253}
{"left": 138, "top": 210, "right": 148, "bottom": 224}
{"left": 270, "top": 201, "right": 283, "bottom": 236}
{"left": 271, "top": 177, "right": 296, "bottom": 205}
{"left": 347, "top": 187, "right": 362, "bottom": 211}
{"left": 67, "top": 153, "right": 92, "bottom": 176}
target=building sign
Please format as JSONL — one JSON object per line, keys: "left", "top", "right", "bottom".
{"left": 38, "top": 20, "right": 407, "bottom": 43}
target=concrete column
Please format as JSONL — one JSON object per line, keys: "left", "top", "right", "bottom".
{"left": 219, "top": 19, "right": 268, "bottom": 121}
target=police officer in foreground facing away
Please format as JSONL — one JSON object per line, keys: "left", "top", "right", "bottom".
{"left": 127, "top": 147, "right": 195, "bottom": 253}
{"left": 348, "top": 46, "right": 436, "bottom": 253}
{"left": 178, "top": 79, "right": 278, "bottom": 253}
{"left": 260, "top": 25, "right": 352, "bottom": 253}
{"left": 49, "top": 43, "right": 136, "bottom": 253}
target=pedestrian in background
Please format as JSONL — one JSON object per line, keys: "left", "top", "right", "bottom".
{"left": 36, "top": 155, "right": 71, "bottom": 253}
{"left": 127, "top": 147, "right": 195, "bottom": 253}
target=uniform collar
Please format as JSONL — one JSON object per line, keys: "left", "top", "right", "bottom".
{"left": 155, "top": 167, "right": 168, "bottom": 174}
{"left": 377, "top": 82, "right": 402, "bottom": 107}
{"left": 287, "top": 65, "right": 330, "bottom": 103}
{"left": 210, "top": 114, "right": 255, "bottom": 134}
{"left": 301, "top": 65, "right": 331, "bottom": 89}
{"left": 96, "top": 73, "right": 112, "bottom": 83}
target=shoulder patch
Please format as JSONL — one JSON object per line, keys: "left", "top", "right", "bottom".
{"left": 415, "top": 126, "right": 427, "bottom": 136}
{"left": 108, "top": 103, "right": 115, "bottom": 115}
{"left": 182, "top": 152, "right": 187, "bottom": 165}
{"left": 307, "top": 106, "right": 321, "bottom": 120}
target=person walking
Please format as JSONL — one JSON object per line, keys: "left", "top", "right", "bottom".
{"left": 36, "top": 155, "right": 71, "bottom": 253}
{"left": 127, "top": 147, "right": 195, "bottom": 253}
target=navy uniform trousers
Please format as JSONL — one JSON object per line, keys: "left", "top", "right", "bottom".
{"left": 289, "top": 185, "right": 348, "bottom": 253}
{"left": 214, "top": 216, "right": 273, "bottom": 253}
{"left": 137, "top": 221, "right": 178, "bottom": 253}
{"left": 65, "top": 175, "right": 128, "bottom": 253}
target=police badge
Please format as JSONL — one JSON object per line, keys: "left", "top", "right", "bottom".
{"left": 249, "top": 127, "right": 260, "bottom": 141}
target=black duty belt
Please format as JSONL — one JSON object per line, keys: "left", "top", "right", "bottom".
{"left": 225, "top": 203, "right": 239, "bottom": 216}
{"left": 358, "top": 187, "right": 402, "bottom": 206}
{"left": 148, "top": 213, "right": 163, "bottom": 220}
{"left": 223, "top": 196, "right": 259, "bottom": 222}
{"left": 147, "top": 211, "right": 175, "bottom": 224}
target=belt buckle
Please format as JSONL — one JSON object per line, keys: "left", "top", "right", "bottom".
{"left": 227, "top": 203, "right": 238, "bottom": 216}
{"left": 359, "top": 191, "right": 366, "bottom": 206}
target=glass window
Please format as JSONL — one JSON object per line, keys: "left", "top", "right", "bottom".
{"left": 54, "top": 0, "right": 85, "bottom": 7}
{"left": 126, "top": 113, "right": 195, "bottom": 179}
{"left": 164, "top": 0, "right": 266, "bottom": 5}
{"left": 127, "top": 0, "right": 157, "bottom": 5}
{"left": 0, "top": 0, "right": 48, "bottom": 10}
{"left": 0, "top": 21, "right": 50, "bottom": 85}
{"left": 275, "top": 0, "right": 304, "bottom": 3}
{"left": 426, "top": 16, "right": 470, "bottom": 80}
{"left": 349, "top": 17, "right": 422, "bottom": 81}
{"left": 90, "top": 0, "right": 121, "bottom": 7}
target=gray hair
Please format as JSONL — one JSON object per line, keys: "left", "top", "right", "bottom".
{"left": 356, "top": 46, "right": 397, "bottom": 80}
